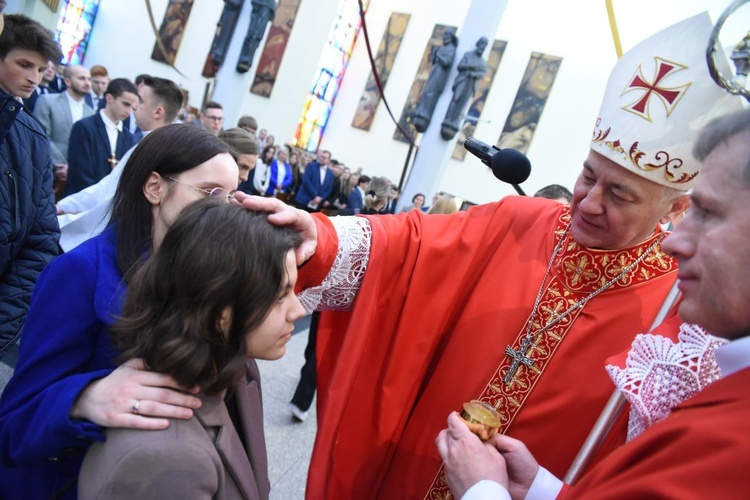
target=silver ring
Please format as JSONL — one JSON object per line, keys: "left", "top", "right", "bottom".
{"left": 131, "top": 399, "right": 141, "bottom": 414}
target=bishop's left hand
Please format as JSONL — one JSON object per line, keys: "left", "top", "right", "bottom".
{"left": 436, "top": 412, "right": 509, "bottom": 499}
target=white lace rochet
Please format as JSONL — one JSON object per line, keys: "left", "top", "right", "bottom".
{"left": 297, "top": 216, "right": 371, "bottom": 314}
{"left": 606, "top": 323, "right": 726, "bottom": 440}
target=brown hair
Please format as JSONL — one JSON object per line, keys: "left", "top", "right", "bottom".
{"left": 109, "top": 124, "right": 234, "bottom": 282}
{"left": 219, "top": 127, "right": 259, "bottom": 156}
{"left": 89, "top": 64, "right": 108, "bottom": 78}
{"left": 141, "top": 76, "right": 183, "bottom": 123}
{"left": 0, "top": 14, "right": 61, "bottom": 62}
{"left": 111, "top": 200, "right": 301, "bottom": 395}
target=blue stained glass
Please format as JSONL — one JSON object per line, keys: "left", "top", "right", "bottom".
{"left": 313, "top": 70, "right": 333, "bottom": 98}
{"left": 293, "top": 0, "right": 369, "bottom": 152}
{"left": 54, "top": 0, "right": 101, "bottom": 65}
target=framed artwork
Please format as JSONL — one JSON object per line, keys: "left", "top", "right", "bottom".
{"left": 151, "top": 0, "right": 195, "bottom": 65}
{"left": 351, "top": 12, "right": 410, "bottom": 130}
{"left": 496, "top": 52, "right": 562, "bottom": 155}
{"left": 250, "top": 0, "right": 303, "bottom": 97}
{"left": 42, "top": 0, "right": 61, "bottom": 12}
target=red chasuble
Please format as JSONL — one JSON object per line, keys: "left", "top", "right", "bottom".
{"left": 296, "top": 196, "right": 678, "bottom": 499}
{"left": 563, "top": 367, "right": 750, "bottom": 498}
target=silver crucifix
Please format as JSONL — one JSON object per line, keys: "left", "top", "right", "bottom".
{"left": 503, "top": 336, "right": 536, "bottom": 385}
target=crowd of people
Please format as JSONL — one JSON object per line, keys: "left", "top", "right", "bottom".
{"left": 0, "top": 9, "right": 748, "bottom": 500}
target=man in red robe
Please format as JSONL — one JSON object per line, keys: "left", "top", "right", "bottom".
{"left": 235, "top": 14, "right": 743, "bottom": 500}
{"left": 436, "top": 102, "right": 750, "bottom": 500}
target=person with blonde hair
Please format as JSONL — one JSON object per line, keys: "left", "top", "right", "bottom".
{"left": 427, "top": 195, "right": 458, "bottom": 215}
{"left": 362, "top": 177, "right": 391, "bottom": 214}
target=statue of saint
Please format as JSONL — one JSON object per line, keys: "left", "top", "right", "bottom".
{"left": 441, "top": 37, "right": 488, "bottom": 140}
{"left": 210, "top": 0, "right": 243, "bottom": 67}
{"left": 237, "top": 0, "right": 277, "bottom": 73}
{"left": 730, "top": 32, "right": 750, "bottom": 87}
{"left": 412, "top": 29, "right": 457, "bottom": 133}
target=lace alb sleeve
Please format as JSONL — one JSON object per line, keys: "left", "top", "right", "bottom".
{"left": 297, "top": 216, "right": 372, "bottom": 314}
{"left": 606, "top": 323, "right": 726, "bottom": 440}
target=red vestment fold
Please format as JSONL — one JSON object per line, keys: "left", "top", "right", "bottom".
{"left": 564, "top": 367, "right": 750, "bottom": 498}
{"left": 299, "top": 197, "right": 678, "bottom": 499}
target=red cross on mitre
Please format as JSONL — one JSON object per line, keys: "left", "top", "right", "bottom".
{"left": 620, "top": 57, "right": 691, "bottom": 122}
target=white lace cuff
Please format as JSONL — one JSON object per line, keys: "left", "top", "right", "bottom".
{"left": 606, "top": 323, "right": 726, "bottom": 440}
{"left": 298, "top": 216, "right": 371, "bottom": 314}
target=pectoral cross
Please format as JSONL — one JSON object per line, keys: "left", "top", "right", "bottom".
{"left": 107, "top": 154, "right": 118, "bottom": 169}
{"left": 503, "top": 336, "right": 536, "bottom": 386}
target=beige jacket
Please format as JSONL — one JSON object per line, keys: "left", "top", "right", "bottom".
{"left": 78, "top": 360, "right": 270, "bottom": 500}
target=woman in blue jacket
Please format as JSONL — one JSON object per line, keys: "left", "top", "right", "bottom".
{"left": 0, "top": 124, "right": 239, "bottom": 499}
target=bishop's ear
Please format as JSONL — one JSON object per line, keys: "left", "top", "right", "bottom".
{"left": 660, "top": 194, "right": 691, "bottom": 226}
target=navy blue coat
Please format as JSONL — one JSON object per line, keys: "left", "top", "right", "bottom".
{"left": 294, "top": 161, "right": 335, "bottom": 207}
{"left": 0, "top": 92, "right": 60, "bottom": 356}
{"left": 347, "top": 187, "right": 365, "bottom": 210}
{"left": 65, "top": 113, "right": 133, "bottom": 196}
{"left": 0, "top": 227, "right": 124, "bottom": 499}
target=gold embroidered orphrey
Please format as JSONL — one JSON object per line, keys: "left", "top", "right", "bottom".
{"left": 425, "top": 210, "right": 677, "bottom": 500}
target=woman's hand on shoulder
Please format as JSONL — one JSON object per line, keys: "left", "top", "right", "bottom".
{"left": 70, "top": 359, "right": 202, "bottom": 430}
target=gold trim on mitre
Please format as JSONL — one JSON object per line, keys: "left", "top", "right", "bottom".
{"left": 591, "top": 12, "right": 745, "bottom": 191}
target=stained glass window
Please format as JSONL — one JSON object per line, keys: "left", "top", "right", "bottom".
{"left": 54, "top": 0, "right": 101, "bottom": 65}
{"left": 293, "top": 0, "right": 370, "bottom": 152}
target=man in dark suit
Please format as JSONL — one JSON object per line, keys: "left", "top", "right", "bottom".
{"left": 65, "top": 78, "right": 137, "bottom": 196}
{"left": 346, "top": 174, "right": 370, "bottom": 211}
{"left": 48, "top": 63, "right": 67, "bottom": 93}
{"left": 294, "top": 149, "right": 335, "bottom": 212}
{"left": 381, "top": 183, "right": 399, "bottom": 214}
{"left": 33, "top": 65, "right": 94, "bottom": 166}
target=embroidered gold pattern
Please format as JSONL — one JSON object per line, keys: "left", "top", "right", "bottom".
{"left": 425, "top": 211, "right": 677, "bottom": 500}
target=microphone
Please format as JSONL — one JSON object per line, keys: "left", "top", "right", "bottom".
{"left": 464, "top": 137, "right": 531, "bottom": 194}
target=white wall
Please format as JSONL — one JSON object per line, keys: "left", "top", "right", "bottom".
{"left": 79, "top": 0, "right": 747, "bottom": 203}
{"left": 324, "top": 0, "right": 749, "bottom": 203}
{"left": 83, "top": 0, "right": 224, "bottom": 113}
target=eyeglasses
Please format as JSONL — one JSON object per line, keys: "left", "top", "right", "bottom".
{"left": 202, "top": 114, "right": 224, "bottom": 122}
{"left": 166, "top": 176, "right": 234, "bottom": 203}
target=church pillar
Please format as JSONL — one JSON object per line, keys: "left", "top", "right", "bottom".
{"left": 399, "top": 0, "right": 508, "bottom": 210}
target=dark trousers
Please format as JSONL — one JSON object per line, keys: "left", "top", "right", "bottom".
{"left": 291, "top": 311, "right": 319, "bottom": 411}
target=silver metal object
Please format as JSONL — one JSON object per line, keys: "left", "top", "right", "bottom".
{"left": 707, "top": 0, "right": 750, "bottom": 101}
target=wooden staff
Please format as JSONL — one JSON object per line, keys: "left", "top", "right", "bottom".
{"left": 563, "top": 280, "right": 682, "bottom": 484}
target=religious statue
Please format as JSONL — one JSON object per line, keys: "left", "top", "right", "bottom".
{"left": 237, "top": 0, "right": 277, "bottom": 74}
{"left": 441, "top": 37, "right": 488, "bottom": 140}
{"left": 730, "top": 32, "right": 750, "bottom": 87}
{"left": 412, "top": 29, "right": 457, "bottom": 133}
{"left": 210, "top": 0, "right": 243, "bottom": 67}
